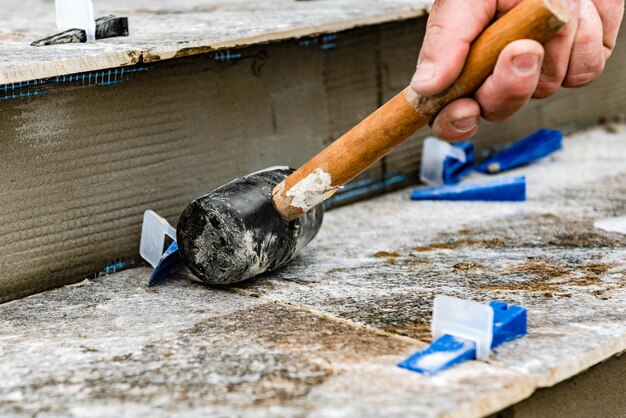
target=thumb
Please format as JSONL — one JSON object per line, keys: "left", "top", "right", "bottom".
{"left": 411, "top": 0, "right": 498, "bottom": 96}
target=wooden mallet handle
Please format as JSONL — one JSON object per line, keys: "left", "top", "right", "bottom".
{"left": 273, "top": 0, "right": 570, "bottom": 220}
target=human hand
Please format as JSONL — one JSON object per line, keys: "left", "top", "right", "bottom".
{"left": 411, "top": 0, "right": 625, "bottom": 141}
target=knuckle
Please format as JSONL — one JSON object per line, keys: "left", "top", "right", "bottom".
{"left": 533, "top": 76, "right": 561, "bottom": 98}
{"left": 576, "top": 29, "right": 598, "bottom": 47}
{"left": 564, "top": 71, "right": 600, "bottom": 87}
{"left": 482, "top": 110, "right": 512, "bottom": 123}
{"left": 487, "top": 77, "right": 534, "bottom": 103}
{"left": 565, "top": 59, "right": 605, "bottom": 87}
{"left": 425, "top": 16, "right": 474, "bottom": 45}
{"left": 506, "top": 84, "right": 534, "bottom": 101}
{"left": 425, "top": 20, "right": 449, "bottom": 39}
{"left": 533, "top": 85, "right": 558, "bottom": 99}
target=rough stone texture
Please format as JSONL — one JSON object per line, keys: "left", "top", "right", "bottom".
{"left": 1, "top": 125, "right": 625, "bottom": 417}
{"left": 0, "top": 269, "right": 534, "bottom": 418}
{"left": 238, "top": 125, "right": 626, "bottom": 388}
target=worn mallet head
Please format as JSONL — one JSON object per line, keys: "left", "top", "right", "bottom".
{"left": 177, "top": 167, "right": 324, "bottom": 285}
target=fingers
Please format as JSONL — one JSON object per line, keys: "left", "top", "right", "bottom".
{"left": 533, "top": 0, "right": 579, "bottom": 98}
{"left": 476, "top": 40, "right": 544, "bottom": 122}
{"left": 432, "top": 98, "right": 481, "bottom": 141}
{"left": 421, "top": 0, "right": 621, "bottom": 141}
{"left": 411, "top": 0, "right": 496, "bottom": 96}
{"left": 535, "top": 0, "right": 619, "bottom": 95}
{"left": 592, "top": 0, "right": 625, "bottom": 59}
{"left": 563, "top": 0, "right": 606, "bottom": 87}
{"left": 433, "top": 40, "right": 544, "bottom": 140}
{"left": 432, "top": 40, "right": 544, "bottom": 141}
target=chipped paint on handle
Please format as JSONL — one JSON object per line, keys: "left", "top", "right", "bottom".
{"left": 273, "top": 168, "right": 338, "bottom": 219}
{"left": 285, "top": 168, "right": 337, "bottom": 212}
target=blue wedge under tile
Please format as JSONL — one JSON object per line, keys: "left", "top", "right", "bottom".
{"left": 477, "top": 129, "right": 563, "bottom": 174}
{"left": 443, "top": 141, "right": 475, "bottom": 185}
{"left": 411, "top": 176, "right": 526, "bottom": 201}
{"left": 490, "top": 301, "right": 527, "bottom": 347}
{"left": 148, "top": 241, "right": 183, "bottom": 286}
{"left": 398, "top": 334, "right": 477, "bottom": 376}
{"left": 398, "top": 301, "right": 527, "bottom": 376}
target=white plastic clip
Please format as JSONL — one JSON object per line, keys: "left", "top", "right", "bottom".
{"left": 56, "top": 0, "right": 96, "bottom": 41}
{"left": 139, "top": 210, "right": 176, "bottom": 268}
{"left": 420, "top": 137, "right": 467, "bottom": 185}
{"left": 432, "top": 295, "right": 494, "bottom": 360}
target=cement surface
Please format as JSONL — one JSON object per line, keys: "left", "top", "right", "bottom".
{"left": 1, "top": 0, "right": 431, "bottom": 84}
{"left": 1, "top": 125, "right": 625, "bottom": 417}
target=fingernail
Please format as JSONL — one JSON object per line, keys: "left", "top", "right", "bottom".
{"left": 512, "top": 54, "right": 540, "bottom": 74}
{"left": 452, "top": 116, "right": 479, "bottom": 131}
{"left": 412, "top": 59, "right": 437, "bottom": 84}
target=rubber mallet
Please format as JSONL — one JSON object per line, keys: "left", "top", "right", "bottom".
{"left": 177, "top": 0, "right": 570, "bottom": 285}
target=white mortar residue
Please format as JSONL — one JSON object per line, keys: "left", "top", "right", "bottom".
{"left": 286, "top": 168, "right": 336, "bottom": 211}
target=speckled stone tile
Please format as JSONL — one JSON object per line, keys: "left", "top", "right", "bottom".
{"left": 1, "top": 126, "right": 625, "bottom": 417}
{"left": 0, "top": 269, "right": 534, "bottom": 418}
{"left": 237, "top": 125, "right": 626, "bottom": 387}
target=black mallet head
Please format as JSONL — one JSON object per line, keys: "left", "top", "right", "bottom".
{"left": 176, "top": 167, "right": 324, "bottom": 285}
